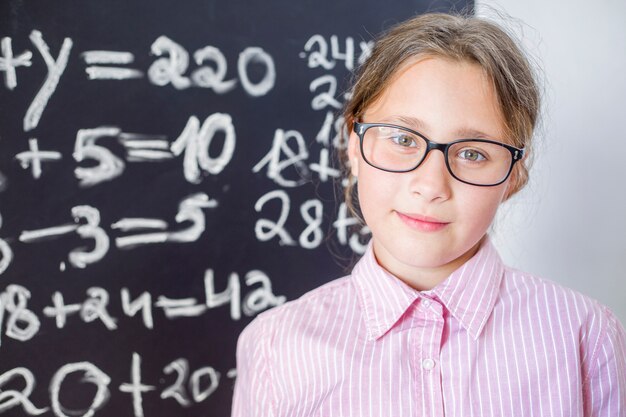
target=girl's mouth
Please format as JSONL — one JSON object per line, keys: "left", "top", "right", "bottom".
{"left": 395, "top": 211, "right": 450, "bottom": 232}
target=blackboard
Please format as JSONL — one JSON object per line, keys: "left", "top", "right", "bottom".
{"left": 0, "top": 1, "right": 472, "bottom": 416}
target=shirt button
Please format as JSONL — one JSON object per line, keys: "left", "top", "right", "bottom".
{"left": 422, "top": 358, "right": 436, "bottom": 370}
{"left": 422, "top": 299, "right": 431, "bottom": 308}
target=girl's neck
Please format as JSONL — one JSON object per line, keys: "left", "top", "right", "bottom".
{"left": 372, "top": 238, "right": 483, "bottom": 292}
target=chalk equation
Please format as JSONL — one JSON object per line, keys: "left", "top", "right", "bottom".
{"left": 0, "top": 31, "right": 277, "bottom": 132}
{"left": 0, "top": 267, "right": 285, "bottom": 347}
{"left": 0, "top": 352, "right": 234, "bottom": 417}
{"left": 5, "top": 193, "right": 215, "bottom": 271}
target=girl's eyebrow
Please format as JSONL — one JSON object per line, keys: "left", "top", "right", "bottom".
{"left": 454, "top": 128, "right": 499, "bottom": 140}
{"left": 378, "top": 115, "right": 500, "bottom": 140}
{"left": 378, "top": 115, "right": 426, "bottom": 131}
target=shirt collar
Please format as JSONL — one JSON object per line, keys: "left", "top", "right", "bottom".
{"left": 351, "top": 236, "right": 504, "bottom": 341}
{"left": 432, "top": 237, "right": 504, "bottom": 340}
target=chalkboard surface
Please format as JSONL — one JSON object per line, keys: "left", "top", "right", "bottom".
{"left": 0, "top": 1, "right": 472, "bottom": 416}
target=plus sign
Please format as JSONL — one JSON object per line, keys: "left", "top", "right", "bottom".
{"left": 14, "top": 138, "right": 62, "bottom": 179}
{"left": 0, "top": 37, "right": 33, "bottom": 90}
{"left": 119, "top": 353, "right": 156, "bottom": 417}
{"left": 42, "top": 292, "right": 82, "bottom": 328}
{"left": 309, "top": 148, "right": 340, "bottom": 182}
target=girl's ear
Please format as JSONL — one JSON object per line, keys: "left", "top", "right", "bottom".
{"left": 502, "top": 168, "right": 520, "bottom": 202}
{"left": 502, "top": 182, "right": 513, "bottom": 202}
{"left": 347, "top": 132, "right": 360, "bottom": 177}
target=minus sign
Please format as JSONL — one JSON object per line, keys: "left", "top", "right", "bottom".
{"left": 299, "top": 52, "right": 306, "bottom": 58}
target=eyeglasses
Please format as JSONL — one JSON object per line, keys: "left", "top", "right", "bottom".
{"left": 353, "top": 122, "right": 524, "bottom": 187}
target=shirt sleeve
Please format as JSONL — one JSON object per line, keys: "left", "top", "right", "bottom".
{"left": 231, "top": 314, "right": 276, "bottom": 417}
{"left": 582, "top": 307, "right": 626, "bottom": 417}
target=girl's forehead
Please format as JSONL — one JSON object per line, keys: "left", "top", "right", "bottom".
{"left": 388, "top": 54, "right": 488, "bottom": 84}
{"left": 363, "top": 56, "right": 507, "bottom": 141}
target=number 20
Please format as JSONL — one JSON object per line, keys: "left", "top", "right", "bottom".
{"left": 161, "top": 358, "right": 220, "bottom": 406}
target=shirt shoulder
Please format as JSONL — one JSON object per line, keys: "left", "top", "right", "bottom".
{"left": 502, "top": 265, "right": 612, "bottom": 319}
{"left": 501, "top": 265, "right": 625, "bottom": 378}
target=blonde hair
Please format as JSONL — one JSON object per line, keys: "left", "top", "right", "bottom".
{"left": 342, "top": 12, "right": 540, "bottom": 222}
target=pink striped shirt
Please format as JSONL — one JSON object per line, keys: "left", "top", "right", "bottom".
{"left": 232, "top": 237, "right": 626, "bottom": 416}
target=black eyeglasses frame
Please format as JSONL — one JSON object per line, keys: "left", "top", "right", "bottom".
{"left": 353, "top": 121, "right": 525, "bottom": 187}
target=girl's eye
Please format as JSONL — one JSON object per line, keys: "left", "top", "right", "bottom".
{"left": 458, "top": 148, "right": 487, "bottom": 161}
{"left": 391, "top": 134, "right": 416, "bottom": 147}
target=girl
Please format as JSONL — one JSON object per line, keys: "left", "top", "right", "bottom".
{"left": 232, "top": 12, "right": 626, "bottom": 417}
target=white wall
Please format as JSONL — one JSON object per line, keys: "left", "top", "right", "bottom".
{"left": 476, "top": 0, "right": 626, "bottom": 325}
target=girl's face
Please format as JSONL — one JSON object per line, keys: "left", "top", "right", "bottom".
{"left": 348, "top": 56, "right": 513, "bottom": 288}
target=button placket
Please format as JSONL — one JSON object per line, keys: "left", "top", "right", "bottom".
{"left": 414, "top": 298, "right": 445, "bottom": 416}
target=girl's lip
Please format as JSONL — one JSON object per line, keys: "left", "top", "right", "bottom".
{"left": 400, "top": 212, "right": 448, "bottom": 223}
{"left": 395, "top": 211, "right": 450, "bottom": 231}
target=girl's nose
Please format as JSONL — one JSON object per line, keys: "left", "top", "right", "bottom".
{"left": 407, "top": 150, "right": 452, "bottom": 202}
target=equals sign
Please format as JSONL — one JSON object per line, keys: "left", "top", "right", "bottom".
{"left": 81, "top": 50, "right": 143, "bottom": 80}
{"left": 118, "top": 132, "right": 173, "bottom": 162}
